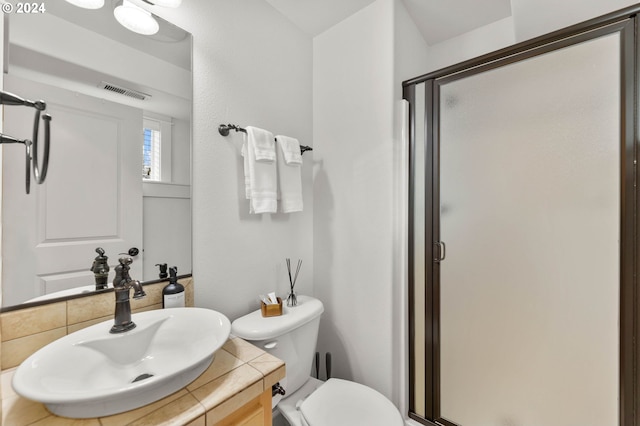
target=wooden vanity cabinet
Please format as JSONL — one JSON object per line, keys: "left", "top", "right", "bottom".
{"left": 214, "top": 389, "right": 272, "bottom": 426}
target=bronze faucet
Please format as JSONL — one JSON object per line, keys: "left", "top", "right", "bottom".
{"left": 110, "top": 257, "right": 146, "bottom": 334}
{"left": 90, "top": 247, "right": 110, "bottom": 290}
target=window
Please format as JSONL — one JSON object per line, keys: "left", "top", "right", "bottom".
{"left": 142, "top": 116, "right": 172, "bottom": 182}
{"left": 143, "top": 121, "right": 161, "bottom": 181}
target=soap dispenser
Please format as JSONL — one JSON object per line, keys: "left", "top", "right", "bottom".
{"left": 90, "top": 247, "right": 110, "bottom": 290}
{"left": 162, "top": 266, "right": 185, "bottom": 309}
{"left": 156, "top": 263, "right": 168, "bottom": 279}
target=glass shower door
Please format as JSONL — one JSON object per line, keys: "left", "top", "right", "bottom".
{"left": 437, "top": 32, "right": 621, "bottom": 426}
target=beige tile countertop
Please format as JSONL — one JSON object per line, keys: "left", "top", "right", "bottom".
{"left": 0, "top": 336, "right": 285, "bottom": 426}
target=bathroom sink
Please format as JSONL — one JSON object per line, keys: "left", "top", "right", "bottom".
{"left": 12, "top": 307, "right": 231, "bottom": 418}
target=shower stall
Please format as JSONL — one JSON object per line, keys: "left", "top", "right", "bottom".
{"left": 405, "top": 6, "right": 640, "bottom": 426}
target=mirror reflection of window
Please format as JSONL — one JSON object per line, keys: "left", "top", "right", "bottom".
{"left": 142, "top": 115, "right": 173, "bottom": 183}
{"left": 143, "top": 120, "right": 161, "bottom": 181}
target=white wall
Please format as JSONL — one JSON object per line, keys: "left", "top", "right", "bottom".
{"left": 313, "top": 0, "right": 428, "bottom": 404}
{"left": 153, "top": 0, "right": 313, "bottom": 321}
{"left": 394, "top": 0, "right": 431, "bottom": 93}
{"left": 511, "top": 0, "right": 638, "bottom": 42}
{"left": 171, "top": 117, "right": 191, "bottom": 186}
{"left": 421, "top": 0, "right": 639, "bottom": 77}
{"left": 313, "top": 0, "right": 394, "bottom": 397}
{"left": 143, "top": 196, "right": 191, "bottom": 278}
{"left": 142, "top": 116, "right": 192, "bottom": 280}
{"left": 424, "top": 16, "right": 516, "bottom": 75}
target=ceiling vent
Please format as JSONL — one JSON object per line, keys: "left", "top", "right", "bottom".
{"left": 99, "top": 82, "right": 150, "bottom": 101}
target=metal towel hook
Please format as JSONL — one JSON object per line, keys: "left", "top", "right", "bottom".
{"left": 0, "top": 90, "right": 52, "bottom": 194}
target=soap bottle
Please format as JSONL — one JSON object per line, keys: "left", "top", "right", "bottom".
{"left": 156, "top": 263, "right": 168, "bottom": 279}
{"left": 162, "top": 266, "right": 185, "bottom": 309}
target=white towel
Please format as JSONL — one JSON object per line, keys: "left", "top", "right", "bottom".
{"left": 276, "top": 135, "right": 303, "bottom": 213}
{"left": 242, "top": 127, "right": 277, "bottom": 214}
{"left": 247, "top": 126, "right": 276, "bottom": 162}
{"left": 278, "top": 135, "right": 302, "bottom": 165}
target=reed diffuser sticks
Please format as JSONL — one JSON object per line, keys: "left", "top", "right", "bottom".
{"left": 286, "top": 258, "right": 302, "bottom": 306}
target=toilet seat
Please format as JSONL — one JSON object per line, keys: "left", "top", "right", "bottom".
{"left": 299, "top": 378, "right": 403, "bottom": 426}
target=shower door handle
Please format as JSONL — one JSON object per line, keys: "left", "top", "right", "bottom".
{"left": 434, "top": 241, "right": 446, "bottom": 262}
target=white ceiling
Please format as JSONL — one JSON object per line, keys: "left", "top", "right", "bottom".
{"left": 264, "top": 0, "right": 378, "bottom": 37}
{"left": 265, "top": 0, "right": 513, "bottom": 45}
{"left": 402, "top": 0, "right": 512, "bottom": 45}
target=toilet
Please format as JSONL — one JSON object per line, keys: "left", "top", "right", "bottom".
{"left": 231, "top": 295, "right": 403, "bottom": 426}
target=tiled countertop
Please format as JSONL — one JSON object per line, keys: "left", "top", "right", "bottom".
{"left": 0, "top": 336, "right": 285, "bottom": 426}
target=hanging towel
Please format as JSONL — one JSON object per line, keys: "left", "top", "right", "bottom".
{"left": 247, "top": 126, "right": 276, "bottom": 162}
{"left": 276, "top": 135, "right": 303, "bottom": 213}
{"left": 242, "top": 127, "right": 277, "bottom": 214}
{"left": 278, "top": 135, "right": 303, "bottom": 165}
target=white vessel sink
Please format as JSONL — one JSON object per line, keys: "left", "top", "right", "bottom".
{"left": 12, "top": 307, "right": 231, "bottom": 418}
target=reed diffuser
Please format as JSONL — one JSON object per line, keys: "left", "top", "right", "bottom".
{"left": 286, "top": 258, "right": 302, "bottom": 307}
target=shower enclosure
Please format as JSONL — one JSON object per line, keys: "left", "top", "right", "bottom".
{"left": 405, "top": 6, "right": 640, "bottom": 426}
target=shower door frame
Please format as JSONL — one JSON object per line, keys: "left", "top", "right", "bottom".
{"left": 404, "top": 5, "right": 640, "bottom": 426}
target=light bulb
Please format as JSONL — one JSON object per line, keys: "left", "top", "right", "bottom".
{"left": 64, "top": 0, "right": 104, "bottom": 9}
{"left": 114, "top": 0, "right": 159, "bottom": 35}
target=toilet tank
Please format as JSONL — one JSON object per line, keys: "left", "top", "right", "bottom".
{"left": 231, "top": 296, "right": 324, "bottom": 397}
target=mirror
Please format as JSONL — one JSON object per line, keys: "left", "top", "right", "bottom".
{"left": 1, "top": 2, "right": 192, "bottom": 308}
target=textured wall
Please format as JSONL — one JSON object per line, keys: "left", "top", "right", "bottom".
{"left": 312, "top": 0, "right": 429, "bottom": 404}
{"left": 154, "top": 0, "right": 314, "bottom": 321}
{"left": 511, "top": 0, "right": 638, "bottom": 42}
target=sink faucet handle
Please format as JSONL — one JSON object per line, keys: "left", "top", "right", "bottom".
{"left": 118, "top": 256, "right": 133, "bottom": 267}
{"left": 113, "top": 256, "right": 134, "bottom": 289}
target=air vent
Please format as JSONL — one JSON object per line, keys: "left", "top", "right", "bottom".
{"left": 98, "top": 82, "right": 150, "bottom": 101}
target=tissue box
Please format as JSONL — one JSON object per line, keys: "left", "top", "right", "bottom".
{"left": 261, "top": 297, "right": 283, "bottom": 317}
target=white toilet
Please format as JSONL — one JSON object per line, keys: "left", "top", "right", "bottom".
{"left": 231, "top": 295, "right": 403, "bottom": 426}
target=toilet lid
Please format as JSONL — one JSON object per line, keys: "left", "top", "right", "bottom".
{"left": 299, "top": 379, "right": 403, "bottom": 426}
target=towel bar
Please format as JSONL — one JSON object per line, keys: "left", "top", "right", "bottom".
{"left": 218, "top": 123, "right": 313, "bottom": 154}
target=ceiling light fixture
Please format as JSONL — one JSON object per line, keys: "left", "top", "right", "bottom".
{"left": 143, "top": 0, "right": 182, "bottom": 7}
{"left": 64, "top": 0, "right": 105, "bottom": 9}
{"left": 114, "top": 0, "right": 159, "bottom": 35}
